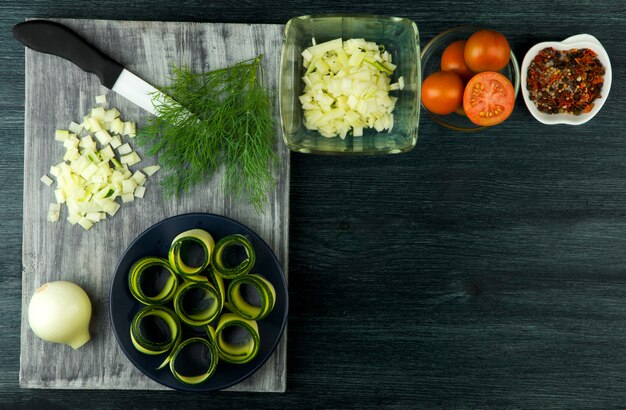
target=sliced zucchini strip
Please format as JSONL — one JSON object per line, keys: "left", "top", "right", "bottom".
{"left": 204, "top": 267, "right": 225, "bottom": 312}
{"left": 128, "top": 257, "right": 178, "bottom": 305}
{"left": 157, "top": 337, "right": 182, "bottom": 370}
{"left": 212, "top": 234, "right": 256, "bottom": 279}
{"left": 228, "top": 274, "right": 276, "bottom": 320}
{"left": 130, "top": 305, "right": 181, "bottom": 358}
{"left": 215, "top": 313, "right": 260, "bottom": 364}
{"left": 173, "top": 281, "right": 222, "bottom": 327}
{"left": 168, "top": 228, "right": 215, "bottom": 278}
{"left": 169, "top": 336, "right": 218, "bottom": 385}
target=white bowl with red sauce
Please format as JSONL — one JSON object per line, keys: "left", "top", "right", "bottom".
{"left": 520, "top": 34, "right": 611, "bottom": 125}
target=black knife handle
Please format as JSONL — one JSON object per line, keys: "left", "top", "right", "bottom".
{"left": 12, "top": 20, "right": 124, "bottom": 89}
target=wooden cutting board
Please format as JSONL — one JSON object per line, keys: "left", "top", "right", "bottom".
{"left": 20, "top": 19, "right": 289, "bottom": 392}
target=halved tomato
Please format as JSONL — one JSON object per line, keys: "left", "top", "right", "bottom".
{"left": 463, "top": 71, "right": 515, "bottom": 126}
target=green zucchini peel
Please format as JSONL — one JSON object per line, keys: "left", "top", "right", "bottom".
{"left": 227, "top": 274, "right": 275, "bottom": 320}
{"left": 212, "top": 234, "right": 256, "bottom": 279}
{"left": 215, "top": 313, "right": 260, "bottom": 364}
{"left": 169, "top": 335, "right": 219, "bottom": 385}
{"left": 168, "top": 228, "right": 215, "bottom": 278}
{"left": 130, "top": 305, "right": 182, "bottom": 359}
{"left": 128, "top": 256, "right": 178, "bottom": 305}
{"left": 173, "top": 281, "right": 222, "bottom": 327}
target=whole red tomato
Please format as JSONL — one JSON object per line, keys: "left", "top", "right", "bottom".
{"left": 421, "top": 71, "right": 464, "bottom": 115}
{"left": 441, "top": 40, "right": 474, "bottom": 82}
{"left": 464, "top": 29, "right": 510, "bottom": 72}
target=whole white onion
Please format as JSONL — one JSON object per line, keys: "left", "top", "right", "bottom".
{"left": 28, "top": 281, "right": 92, "bottom": 349}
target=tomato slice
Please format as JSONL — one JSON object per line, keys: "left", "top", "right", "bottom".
{"left": 463, "top": 71, "right": 515, "bottom": 126}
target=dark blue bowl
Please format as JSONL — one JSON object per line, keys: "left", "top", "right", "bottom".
{"left": 109, "top": 212, "right": 288, "bottom": 392}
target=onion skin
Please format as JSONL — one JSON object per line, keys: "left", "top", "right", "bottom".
{"left": 28, "top": 281, "right": 92, "bottom": 349}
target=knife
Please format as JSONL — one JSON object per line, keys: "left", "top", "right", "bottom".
{"left": 13, "top": 19, "right": 173, "bottom": 116}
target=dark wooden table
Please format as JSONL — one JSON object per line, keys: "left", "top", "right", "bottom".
{"left": 2, "top": 1, "right": 626, "bottom": 408}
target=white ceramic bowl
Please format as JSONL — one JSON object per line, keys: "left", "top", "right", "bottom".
{"left": 520, "top": 34, "right": 611, "bottom": 125}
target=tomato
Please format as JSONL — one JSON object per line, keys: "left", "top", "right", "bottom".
{"left": 463, "top": 71, "right": 515, "bottom": 126}
{"left": 464, "top": 29, "right": 510, "bottom": 72}
{"left": 440, "top": 40, "right": 474, "bottom": 82}
{"left": 421, "top": 71, "right": 464, "bottom": 115}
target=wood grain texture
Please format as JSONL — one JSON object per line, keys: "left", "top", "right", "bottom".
{"left": 2, "top": 0, "right": 626, "bottom": 408}
{"left": 20, "top": 19, "right": 289, "bottom": 392}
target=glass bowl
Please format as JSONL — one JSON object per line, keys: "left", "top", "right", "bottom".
{"left": 279, "top": 14, "right": 420, "bottom": 155}
{"left": 420, "top": 26, "right": 520, "bottom": 132}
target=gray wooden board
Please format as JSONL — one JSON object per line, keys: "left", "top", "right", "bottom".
{"left": 20, "top": 19, "right": 289, "bottom": 392}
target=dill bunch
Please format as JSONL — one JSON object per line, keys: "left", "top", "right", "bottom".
{"left": 137, "top": 55, "right": 278, "bottom": 212}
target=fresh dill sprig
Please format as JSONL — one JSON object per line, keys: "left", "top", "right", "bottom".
{"left": 137, "top": 55, "right": 278, "bottom": 213}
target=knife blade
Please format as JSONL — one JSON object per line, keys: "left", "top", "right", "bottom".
{"left": 13, "top": 19, "right": 174, "bottom": 116}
